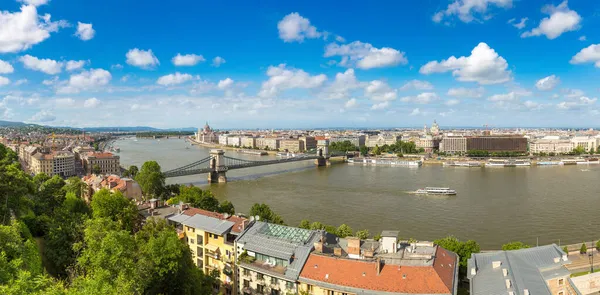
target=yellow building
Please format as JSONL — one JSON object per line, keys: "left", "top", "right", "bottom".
{"left": 168, "top": 207, "right": 248, "bottom": 295}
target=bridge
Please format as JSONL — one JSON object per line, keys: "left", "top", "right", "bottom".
{"left": 163, "top": 141, "right": 342, "bottom": 183}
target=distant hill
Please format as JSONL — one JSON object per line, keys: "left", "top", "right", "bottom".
{"left": 0, "top": 120, "right": 33, "bottom": 127}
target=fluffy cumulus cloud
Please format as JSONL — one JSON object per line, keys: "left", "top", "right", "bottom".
{"left": 324, "top": 41, "right": 407, "bottom": 70}
{"left": 172, "top": 53, "right": 205, "bottom": 66}
{"left": 445, "top": 99, "right": 460, "bottom": 106}
{"left": 217, "top": 78, "right": 234, "bottom": 90}
{"left": 420, "top": 42, "right": 511, "bottom": 85}
{"left": 83, "top": 97, "right": 100, "bottom": 108}
{"left": 57, "top": 68, "right": 111, "bottom": 93}
{"left": 0, "top": 60, "right": 14, "bottom": 74}
{"left": 400, "top": 92, "right": 439, "bottom": 104}
{"left": 344, "top": 98, "right": 357, "bottom": 108}
{"left": 447, "top": 87, "right": 485, "bottom": 98}
{"left": 30, "top": 110, "right": 55, "bottom": 122}
{"left": 75, "top": 22, "right": 95, "bottom": 41}
{"left": 258, "top": 64, "right": 327, "bottom": 98}
{"left": 488, "top": 90, "right": 532, "bottom": 102}
{"left": 433, "top": 0, "right": 513, "bottom": 23}
{"left": 571, "top": 44, "right": 600, "bottom": 68}
{"left": 364, "top": 80, "right": 397, "bottom": 101}
{"left": 0, "top": 76, "right": 9, "bottom": 86}
{"left": 535, "top": 75, "right": 560, "bottom": 91}
{"left": 521, "top": 1, "right": 581, "bottom": 40}
{"left": 157, "top": 72, "right": 194, "bottom": 86}
{"left": 399, "top": 80, "right": 434, "bottom": 91}
{"left": 557, "top": 96, "right": 597, "bottom": 110}
{"left": 508, "top": 17, "right": 528, "bottom": 29}
{"left": 65, "top": 60, "right": 86, "bottom": 71}
{"left": 19, "top": 55, "right": 63, "bottom": 74}
{"left": 409, "top": 108, "right": 421, "bottom": 116}
{"left": 277, "top": 12, "right": 321, "bottom": 42}
{"left": 18, "top": 0, "right": 49, "bottom": 6}
{"left": 126, "top": 48, "right": 159, "bottom": 69}
{"left": 212, "top": 56, "right": 226, "bottom": 67}
{"left": 0, "top": 5, "right": 68, "bottom": 53}
{"left": 371, "top": 101, "right": 390, "bottom": 110}
{"left": 55, "top": 97, "right": 75, "bottom": 107}
{"left": 320, "top": 69, "right": 362, "bottom": 99}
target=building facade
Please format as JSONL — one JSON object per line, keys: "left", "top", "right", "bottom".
{"left": 466, "top": 136, "right": 528, "bottom": 153}
{"left": 529, "top": 137, "right": 573, "bottom": 154}
{"left": 280, "top": 139, "right": 303, "bottom": 152}
{"left": 255, "top": 138, "right": 280, "bottom": 150}
{"left": 28, "top": 150, "right": 76, "bottom": 177}
{"left": 82, "top": 174, "right": 143, "bottom": 203}
{"left": 82, "top": 152, "right": 121, "bottom": 175}
{"left": 196, "top": 123, "right": 219, "bottom": 143}
{"left": 365, "top": 134, "right": 401, "bottom": 148}
{"left": 328, "top": 135, "right": 366, "bottom": 148}
{"left": 299, "top": 136, "right": 317, "bottom": 151}
{"left": 241, "top": 137, "right": 256, "bottom": 148}
{"left": 440, "top": 136, "right": 468, "bottom": 154}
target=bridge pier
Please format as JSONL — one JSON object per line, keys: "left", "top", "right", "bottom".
{"left": 315, "top": 139, "right": 331, "bottom": 167}
{"left": 208, "top": 149, "right": 228, "bottom": 183}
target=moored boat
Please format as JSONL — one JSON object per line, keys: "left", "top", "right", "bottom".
{"left": 414, "top": 187, "right": 457, "bottom": 195}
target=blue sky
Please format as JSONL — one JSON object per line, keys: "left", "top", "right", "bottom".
{"left": 0, "top": 0, "right": 599, "bottom": 129}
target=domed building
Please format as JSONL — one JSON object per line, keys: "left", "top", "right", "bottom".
{"left": 430, "top": 120, "right": 440, "bottom": 135}
{"left": 196, "top": 122, "right": 219, "bottom": 143}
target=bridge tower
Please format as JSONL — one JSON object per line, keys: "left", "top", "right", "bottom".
{"left": 208, "top": 149, "right": 228, "bottom": 183}
{"left": 315, "top": 139, "right": 330, "bottom": 167}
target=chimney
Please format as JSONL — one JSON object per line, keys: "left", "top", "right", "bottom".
{"left": 492, "top": 261, "right": 502, "bottom": 269}
{"left": 470, "top": 267, "right": 477, "bottom": 276}
{"left": 347, "top": 237, "right": 361, "bottom": 256}
{"left": 502, "top": 268, "right": 508, "bottom": 277}
{"left": 363, "top": 249, "right": 374, "bottom": 258}
{"left": 376, "top": 258, "right": 382, "bottom": 275}
{"left": 314, "top": 241, "right": 324, "bottom": 253}
{"left": 505, "top": 279, "right": 511, "bottom": 289}
{"left": 334, "top": 247, "right": 342, "bottom": 256}
{"left": 524, "top": 289, "right": 529, "bottom": 295}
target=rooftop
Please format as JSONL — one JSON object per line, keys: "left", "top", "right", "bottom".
{"left": 182, "top": 207, "right": 247, "bottom": 234}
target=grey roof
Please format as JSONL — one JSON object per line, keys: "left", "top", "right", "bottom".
{"left": 468, "top": 244, "right": 570, "bottom": 295}
{"left": 381, "top": 230, "right": 399, "bottom": 238}
{"left": 167, "top": 212, "right": 235, "bottom": 235}
{"left": 236, "top": 221, "right": 320, "bottom": 281}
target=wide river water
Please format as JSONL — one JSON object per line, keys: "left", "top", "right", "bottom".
{"left": 116, "top": 138, "right": 600, "bottom": 249}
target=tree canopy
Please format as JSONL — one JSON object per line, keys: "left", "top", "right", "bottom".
{"left": 249, "top": 203, "right": 285, "bottom": 225}
{"left": 135, "top": 161, "right": 165, "bottom": 199}
{"left": 501, "top": 241, "right": 531, "bottom": 251}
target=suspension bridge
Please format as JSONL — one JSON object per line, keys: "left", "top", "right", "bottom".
{"left": 163, "top": 142, "right": 343, "bottom": 183}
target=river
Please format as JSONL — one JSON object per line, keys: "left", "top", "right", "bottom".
{"left": 115, "top": 137, "right": 600, "bottom": 249}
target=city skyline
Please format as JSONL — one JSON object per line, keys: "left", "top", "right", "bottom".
{"left": 0, "top": 0, "right": 599, "bottom": 128}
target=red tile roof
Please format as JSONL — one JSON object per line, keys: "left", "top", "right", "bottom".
{"left": 182, "top": 207, "right": 247, "bottom": 234}
{"left": 87, "top": 152, "right": 116, "bottom": 158}
{"left": 299, "top": 247, "right": 456, "bottom": 294}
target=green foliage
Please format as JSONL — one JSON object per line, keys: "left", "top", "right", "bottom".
{"left": 309, "top": 222, "right": 324, "bottom": 230}
{"left": 563, "top": 246, "right": 569, "bottom": 254}
{"left": 501, "top": 241, "right": 531, "bottom": 251}
{"left": 218, "top": 201, "right": 235, "bottom": 215}
{"left": 0, "top": 220, "right": 44, "bottom": 285}
{"left": 434, "top": 236, "right": 480, "bottom": 278}
{"left": 90, "top": 189, "right": 139, "bottom": 232}
{"left": 249, "top": 203, "right": 285, "bottom": 225}
{"left": 92, "top": 164, "right": 102, "bottom": 175}
{"left": 135, "top": 161, "right": 165, "bottom": 199}
{"left": 581, "top": 243, "right": 587, "bottom": 254}
{"left": 359, "top": 146, "right": 368, "bottom": 156}
{"left": 596, "top": 241, "right": 600, "bottom": 251}
{"left": 373, "top": 145, "right": 381, "bottom": 156}
{"left": 63, "top": 177, "right": 86, "bottom": 198}
{"left": 336, "top": 224, "right": 353, "bottom": 238}
{"left": 373, "top": 234, "right": 382, "bottom": 241}
{"left": 329, "top": 141, "right": 358, "bottom": 153}
{"left": 298, "top": 219, "right": 311, "bottom": 229}
{"left": 355, "top": 229, "right": 370, "bottom": 240}
{"left": 0, "top": 156, "right": 34, "bottom": 225}
{"left": 34, "top": 176, "right": 67, "bottom": 217}
{"left": 127, "top": 165, "right": 139, "bottom": 178}
{"left": 169, "top": 185, "right": 226, "bottom": 213}
{"left": 573, "top": 145, "right": 586, "bottom": 155}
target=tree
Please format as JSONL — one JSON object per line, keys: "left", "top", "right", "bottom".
{"left": 573, "top": 146, "right": 586, "bottom": 155}
{"left": 0, "top": 163, "right": 34, "bottom": 225}
{"left": 581, "top": 243, "right": 587, "bottom": 254}
{"left": 359, "top": 146, "right": 368, "bottom": 156}
{"left": 563, "top": 246, "right": 569, "bottom": 255}
{"left": 373, "top": 145, "right": 381, "bottom": 156}
{"left": 299, "top": 220, "right": 311, "bottom": 229}
{"left": 218, "top": 201, "right": 235, "bottom": 215}
{"left": 596, "top": 241, "right": 600, "bottom": 251}
{"left": 91, "top": 189, "right": 139, "bottom": 232}
{"left": 169, "top": 186, "right": 220, "bottom": 212}
{"left": 92, "top": 164, "right": 102, "bottom": 175}
{"left": 373, "top": 234, "right": 382, "bottom": 241}
{"left": 434, "top": 236, "right": 480, "bottom": 278}
{"left": 501, "top": 241, "right": 531, "bottom": 251}
{"left": 127, "top": 165, "right": 139, "bottom": 178}
{"left": 355, "top": 229, "right": 370, "bottom": 240}
{"left": 135, "top": 161, "right": 165, "bottom": 199}
{"left": 249, "top": 203, "right": 285, "bottom": 225}
{"left": 33, "top": 175, "right": 67, "bottom": 217}
{"left": 0, "top": 220, "right": 45, "bottom": 287}
{"left": 64, "top": 176, "right": 87, "bottom": 198}
{"left": 309, "top": 222, "right": 324, "bottom": 230}
{"left": 329, "top": 141, "right": 358, "bottom": 153}
{"left": 336, "top": 224, "right": 353, "bottom": 238}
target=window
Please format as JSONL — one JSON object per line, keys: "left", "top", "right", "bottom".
{"left": 271, "top": 277, "right": 278, "bottom": 285}
{"left": 286, "top": 282, "right": 294, "bottom": 289}
{"left": 257, "top": 273, "right": 264, "bottom": 280}
{"left": 271, "top": 289, "right": 280, "bottom": 295}
{"left": 243, "top": 280, "right": 250, "bottom": 288}
{"left": 257, "top": 284, "right": 264, "bottom": 293}
{"left": 306, "top": 285, "right": 313, "bottom": 292}
{"left": 558, "top": 278, "right": 564, "bottom": 286}
{"left": 243, "top": 269, "right": 250, "bottom": 276}
{"left": 558, "top": 292, "right": 564, "bottom": 295}
{"left": 197, "top": 235, "right": 203, "bottom": 244}
{"left": 190, "top": 239, "right": 195, "bottom": 244}
{"left": 327, "top": 291, "right": 334, "bottom": 295}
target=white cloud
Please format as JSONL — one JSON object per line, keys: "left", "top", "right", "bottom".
{"left": 445, "top": 99, "right": 460, "bottom": 106}
{"left": 0, "top": 60, "right": 14, "bottom": 74}
{"left": 562, "top": 88, "right": 585, "bottom": 99}
{"left": 258, "top": 64, "right": 327, "bottom": 98}
{"left": 521, "top": 1, "right": 581, "bottom": 40}
{"left": 320, "top": 69, "right": 362, "bottom": 99}
{"left": 557, "top": 96, "right": 597, "bottom": 110}
{"left": 508, "top": 17, "right": 528, "bottom": 29}
{"left": 335, "top": 35, "right": 345, "bottom": 43}
{"left": 371, "top": 101, "right": 390, "bottom": 110}
{"left": 409, "top": 108, "right": 421, "bottom": 116}
{"left": 399, "top": 80, "right": 434, "bottom": 91}
{"left": 535, "top": 75, "right": 560, "bottom": 91}
{"left": 75, "top": 22, "right": 95, "bottom": 41}
{"left": 400, "top": 92, "right": 439, "bottom": 104}
{"left": 126, "top": 48, "right": 159, "bottom": 69}
{"left": 325, "top": 41, "right": 407, "bottom": 70}
{"left": 579, "top": 36, "right": 586, "bottom": 41}
{"left": 111, "top": 64, "right": 123, "bottom": 70}
{"left": 14, "top": 79, "right": 27, "bottom": 86}
{"left": 157, "top": 72, "right": 194, "bottom": 86}
{"left": 18, "top": 0, "right": 49, "bottom": 6}
{"left": 277, "top": 12, "right": 321, "bottom": 42}
{"left": 212, "top": 56, "right": 226, "bottom": 67}
{"left": 19, "top": 55, "right": 63, "bottom": 74}
{"left": 172, "top": 53, "right": 205, "bottom": 66}
{"left": 364, "top": 80, "right": 397, "bottom": 101}
{"left": 65, "top": 60, "right": 86, "bottom": 71}
{"left": 420, "top": 42, "right": 511, "bottom": 85}
{"left": 0, "top": 5, "right": 68, "bottom": 53}
{"left": 447, "top": 87, "right": 485, "bottom": 98}
{"left": 217, "top": 78, "right": 234, "bottom": 90}
{"left": 523, "top": 100, "right": 542, "bottom": 110}
{"left": 84, "top": 97, "right": 100, "bottom": 108}
{"left": 30, "top": 110, "right": 55, "bottom": 122}
{"left": 345, "top": 98, "right": 357, "bottom": 108}
{"left": 42, "top": 76, "right": 58, "bottom": 86}
{"left": 55, "top": 97, "right": 75, "bottom": 107}
{"left": 433, "top": 0, "right": 513, "bottom": 23}
{"left": 488, "top": 90, "right": 532, "bottom": 102}
{"left": 0, "top": 76, "right": 9, "bottom": 86}
{"left": 57, "top": 68, "right": 111, "bottom": 94}
{"left": 571, "top": 44, "right": 600, "bottom": 68}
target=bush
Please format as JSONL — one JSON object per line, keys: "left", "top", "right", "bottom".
{"left": 581, "top": 243, "right": 587, "bottom": 254}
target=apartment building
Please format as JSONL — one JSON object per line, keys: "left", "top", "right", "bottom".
{"left": 299, "top": 136, "right": 317, "bottom": 151}
{"left": 82, "top": 152, "right": 121, "bottom": 175}
{"left": 235, "top": 222, "right": 321, "bottom": 295}
{"left": 440, "top": 136, "right": 467, "bottom": 154}
{"left": 466, "top": 136, "right": 528, "bottom": 153}
{"left": 241, "top": 137, "right": 256, "bottom": 148}
{"left": 82, "top": 174, "right": 143, "bottom": 203}
{"left": 29, "top": 150, "right": 76, "bottom": 177}
{"left": 328, "top": 135, "right": 366, "bottom": 148}
{"left": 280, "top": 139, "right": 303, "bottom": 152}
{"left": 365, "top": 134, "right": 401, "bottom": 148}
{"left": 168, "top": 208, "right": 249, "bottom": 295}
{"left": 529, "top": 136, "right": 573, "bottom": 154}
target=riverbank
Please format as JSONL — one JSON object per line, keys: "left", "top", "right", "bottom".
{"left": 187, "top": 137, "right": 280, "bottom": 156}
